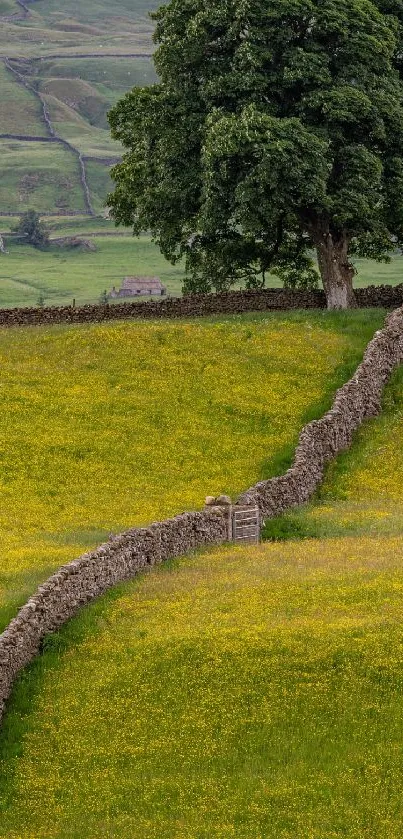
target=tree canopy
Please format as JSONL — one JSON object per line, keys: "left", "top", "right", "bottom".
{"left": 109, "top": 0, "right": 403, "bottom": 308}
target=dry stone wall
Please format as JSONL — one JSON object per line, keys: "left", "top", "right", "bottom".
{"left": 0, "top": 509, "right": 228, "bottom": 723}
{"left": 1, "top": 284, "right": 403, "bottom": 328}
{"left": 238, "top": 305, "right": 403, "bottom": 518}
{"left": 1, "top": 304, "right": 403, "bottom": 728}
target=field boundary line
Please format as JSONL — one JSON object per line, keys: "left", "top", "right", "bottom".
{"left": 0, "top": 53, "right": 153, "bottom": 60}
{"left": 0, "top": 305, "right": 403, "bottom": 727}
{"left": 2, "top": 57, "right": 95, "bottom": 215}
{"left": 0, "top": 0, "right": 30, "bottom": 22}
{"left": 0, "top": 284, "right": 403, "bottom": 326}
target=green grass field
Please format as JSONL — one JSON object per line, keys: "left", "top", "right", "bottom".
{"left": 3, "top": 537, "right": 403, "bottom": 839}
{"left": 0, "top": 139, "right": 86, "bottom": 215}
{"left": 0, "top": 0, "right": 16, "bottom": 14}
{"left": 42, "top": 90, "right": 123, "bottom": 157}
{"left": 0, "top": 62, "right": 44, "bottom": 136}
{"left": 0, "top": 230, "right": 402, "bottom": 308}
{"left": 33, "top": 56, "right": 157, "bottom": 91}
{"left": 264, "top": 362, "right": 403, "bottom": 542}
{"left": 0, "top": 0, "right": 157, "bottom": 58}
{"left": 1, "top": 310, "right": 403, "bottom": 836}
{"left": 2, "top": 6, "right": 403, "bottom": 834}
{"left": 0, "top": 215, "right": 119, "bottom": 235}
{"left": 0, "top": 235, "right": 185, "bottom": 306}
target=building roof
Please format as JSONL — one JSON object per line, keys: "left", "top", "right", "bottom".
{"left": 122, "top": 276, "right": 165, "bottom": 290}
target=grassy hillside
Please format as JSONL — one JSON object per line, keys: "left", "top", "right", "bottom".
{"left": 0, "top": 0, "right": 158, "bottom": 215}
{"left": 0, "top": 62, "right": 44, "bottom": 136}
{"left": 0, "top": 0, "right": 157, "bottom": 58}
{"left": 0, "top": 311, "right": 403, "bottom": 837}
{"left": 0, "top": 138, "right": 86, "bottom": 214}
{"left": 0, "top": 0, "right": 16, "bottom": 13}
{"left": 33, "top": 56, "right": 157, "bottom": 90}
{"left": 2, "top": 0, "right": 403, "bottom": 281}
{"left": 43, "top": 96, "right": 122, "bottom": 157}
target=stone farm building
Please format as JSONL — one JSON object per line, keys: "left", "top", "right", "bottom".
{"left": 110, "top": 277, "right": 167, "bottom": 298}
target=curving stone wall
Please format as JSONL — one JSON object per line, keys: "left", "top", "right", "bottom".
{"left": 238, "top": 305, "right": 403, "bottom": 518}
{"left": 1, "top": 284, "right": 403, "bottom": 327}
{"left": 0, "top": 509, "right": 228, "bottom": 723}
{"left": 1, "top": 305, "right": 403, "bottom": 728}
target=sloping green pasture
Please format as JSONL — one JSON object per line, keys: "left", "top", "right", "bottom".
{"left": 33, "top": 56, "right": 157, "bottom": 92}
{"left": 2, "top": 537, "right": 403, "bottom": 839}
{"left": 0, "top": 138, "right": 85, "bottom": 214}
{"left": 0, "top": 63, "right": 44, "bottom": 136}
{"left": 84, "top": 160, "right": 114, "bottom": 214}
{"left": 41, "top": 90, "right": 122, "bottom": 157}
{"left": 0, "top": 0, "right": 16, "bottom": 14}
{"left": 0, "top": 0, "right": 157, "bottom": 57}
{"left": 33, "top": 55, "right": 155, "bottom": 158}
{"left": 1, "top": 0, "right": 158, "bottom": 215}
{"left": 1, "top": 310, "right": 401, "bottom": 838}
{"left": 0, "top": 53, "right": 154, "bottom": 212}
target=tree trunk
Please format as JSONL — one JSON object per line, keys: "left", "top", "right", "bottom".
{"left": 313, "top": 230, "right": 356, "bottom": 310}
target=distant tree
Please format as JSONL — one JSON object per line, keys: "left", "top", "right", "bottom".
{"left": 37, "top": 291, "right": 45, "bottom": 308}
{"left": 99, "top": 289, "right": 109, "bottom": 304}
{"left": 108, "top": 0, "right": 403, "bottom": 309}
{"left": 14, "top": 210, "right": 49, "bottom": 249}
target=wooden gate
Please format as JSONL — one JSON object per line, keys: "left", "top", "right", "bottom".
{"left": 232, "top": 505, "right": 260, "bottom": 544}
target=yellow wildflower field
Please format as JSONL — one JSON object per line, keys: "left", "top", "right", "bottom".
{"left": 2, "top": 536, "right": 403, "bottom": 838}
{"left": 0, "top": 312, "right": 362, "bottom": 625}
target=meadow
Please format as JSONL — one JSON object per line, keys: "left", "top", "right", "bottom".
{"left": 0, "top": 54, "right": 148, "bottom": 214}
{"left": 0, "top": 235, "right": 185, "bottom": 307}
{"left": 2, "top": 537, "right": 403, "bottom": 838}
{"left": 0, "top": 0, "right": 157, "bottom": 58}
{"left": 3, "top": 4, "right": 403, "bottom": 836}
{"left": 1, "top": 308, "right": 402, "bottom": 837}
{"left": 0, "top": 62, "right": 44, "bottom": 136}
{"left": 36, "top": 56, "right": 157, "bottom": 157}
{"left": 0, "top": 310, "right": 377, "bottom": 633}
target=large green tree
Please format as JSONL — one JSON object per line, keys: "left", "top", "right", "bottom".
{"left": 109, "top": 0, "right": 403, "bottom": 309}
